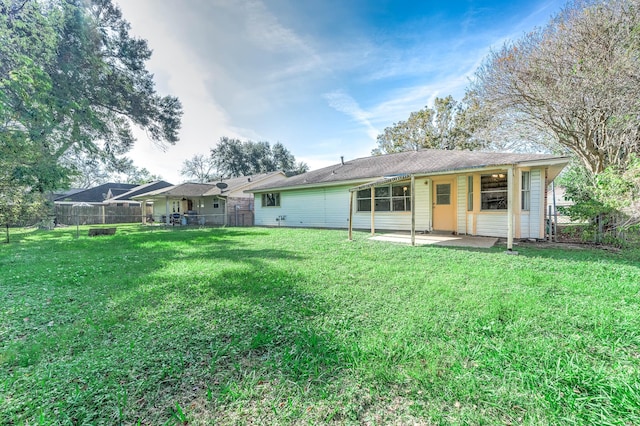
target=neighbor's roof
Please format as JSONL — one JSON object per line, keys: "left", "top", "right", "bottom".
{"left": 203, "top": 171, "right": 285, "bottom": 196}
{"left": 133, "top": 171, "right": 285, "bottom": 199}
{"left": 247, "top": 149, "right": 570, "bottom": 192}
{"left": 135, "top": 182, "right": 215, "bottom": 198}
{"left": 54, "top": 182, "right": 137, "bottom": 203}
{"left": 107, "top": 180, "right": 173, "bottom": 202}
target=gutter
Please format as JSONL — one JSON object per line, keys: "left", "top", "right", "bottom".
{"left": 245, "top": 178, "right": 374, "bottom": 194}
{"left": 247, "top": 157, "right": 572, "bottom": 194}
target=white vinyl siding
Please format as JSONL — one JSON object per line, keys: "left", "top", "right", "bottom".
{"left": 520, "top": 213, "right": 530, "bottom": 239}
{"left": 457, "top": 176, "right": 467, "bottom": 234}
{"left": 467, "top": 213, "right": 474, "bottom": 235}
{"left": 255, "top": 185, "right": 351, "bottom": 228}
{"left": 255, "top": 178, "right": 431, "bottom": 231}
{"left": 476, "top": 214, "right": 508, "bottom": 238}
{"left": 529, "top": 169, "right": 542, "bottom": 239}
{"left": 518, "top": 168, "right": 543, "bottom": 239}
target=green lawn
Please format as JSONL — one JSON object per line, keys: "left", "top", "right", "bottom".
{"left": 1, "top": 225, "right": 639, "bottom": 425}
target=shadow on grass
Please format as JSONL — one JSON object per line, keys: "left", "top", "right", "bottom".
{"left": 423, "top": 239, "right": 640, "bottom": 268}
{"left": 1, "top": 226, "right": 353, "bottom": 424}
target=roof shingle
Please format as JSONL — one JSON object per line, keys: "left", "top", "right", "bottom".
{"left": 248, "top": 149, "right": 569, "bottom": 191}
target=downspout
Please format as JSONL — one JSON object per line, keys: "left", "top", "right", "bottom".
{"left": 410, "top": 175, "right": 416, "bottom": 246}
{"left": 165, "top": 196, "right": 170, "bottom": 224}
{"left": 427, "top": 179, "right": 433, "bottom": 232}
{"left": 223, "top": 198, "right": 228, "bottom": 227}
{"left": 551, "top": 180, "right": 557, "bottom": 242}
{"left": 370, "top": 186, "right": 375, "bottom": 236}
{"left": 348, "top": 190, "right": 354, "bottom": 241}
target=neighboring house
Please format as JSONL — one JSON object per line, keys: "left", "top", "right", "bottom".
{"left": 53, "top": 181, "right": 173, "bottom": 225}
{"left": 247, "top": 149, "right": 570, "bottom": 248}
{"left": 54, "top": 182, "right": 138, "bottom": 205}
{"left": 133, "top": 171, "right": 286, "bottom": 226}
{"left": 102, "top": 181, "right": 176, "bottom": 219}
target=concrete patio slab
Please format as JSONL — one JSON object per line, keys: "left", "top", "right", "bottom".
{"left": 370, "top": 232, "right": 498, "bottom": 248}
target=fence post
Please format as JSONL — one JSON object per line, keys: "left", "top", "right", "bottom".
{"left": 551, "top": 181, "right": 557, "bottom": 242}
{"left": 597, "top": 213, "right": 603, "bottom": 244}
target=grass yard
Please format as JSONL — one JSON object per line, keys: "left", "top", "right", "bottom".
{"left": 1, "top": 225, "right": 639, "bottom": 425}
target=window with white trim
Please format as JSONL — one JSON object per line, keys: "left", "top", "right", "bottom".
{"left": 356, "top": 183, "right": 411, "bottom": 212}
{"left": 521, "top": 171, "right": 531, "bottom": 211}
{"left": 481, "top": 174, "right": 508, "bottom": 210}
{"left": 261, "top": 193, "right": 280, "bottom": 207}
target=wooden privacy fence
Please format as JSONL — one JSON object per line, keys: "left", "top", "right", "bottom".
{"left": 227, "top": 197, "right": 254, "bottom": 227}
{"left": 55, "top": 198, "right": 255, "bottom": 227}
{"left": 54, "top": 204, "right": 142, "bottom": 225}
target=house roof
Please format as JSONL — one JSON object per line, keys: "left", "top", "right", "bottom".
{"left": 133, "top": 171, "right": 285, "bottom": 199}
{"left": 54, "top": 183, "right": 137, "bottom": 203}
{"left": 247, "top": 149, "right": 570, "bottom": 192}
{"left": 48, "top": 188, "right": 84, "bottom": 202}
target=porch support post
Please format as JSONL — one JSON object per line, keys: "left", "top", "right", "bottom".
{"left": 370, "top": 186, "right": 375, "bottom": 236}
{"left": 165, "top": 196, "right": 170, "bottom": 224}
{"left": 507, "top": 166, "right": 514, "bottom": 251}
{"left": 348, "top": 191, "right": 354, "bottom": 241}
{"left": 223, "top": 198, "right": 228, "bottom": 227}
{"left": 410, "top": 175, "right": 416, "bottom": 246}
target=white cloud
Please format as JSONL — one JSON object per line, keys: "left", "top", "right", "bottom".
{"left": 112, "top": 0, "right": 566, "bottom": 180}
{"left": 323, "top": 91, "right": 379, "bottom": 141}
{"left": 117, "top": 1, "right": 245, "bottom": 183}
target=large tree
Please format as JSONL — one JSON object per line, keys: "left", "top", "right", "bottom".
{"left": 1, "top": 0, "right": 182, "bottom": 222}
{"left": 372, "top": 94, "right": 487, "bottom": 155}
{"left": 472, "top": 0, "right": 640, "bottom": 174}
{"left": 180, "top": 153, "right": 217, "bottom": 183}
{"left": 210, "top": 137, "right": 308, "bottom": 178}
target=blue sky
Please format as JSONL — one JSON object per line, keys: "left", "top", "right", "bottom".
{"left": 117, "top": 0, "right": 566, "bottom": 183}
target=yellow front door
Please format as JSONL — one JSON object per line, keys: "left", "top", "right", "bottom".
{"left": 432, "top": 178, "right": 455, "bottom": 232}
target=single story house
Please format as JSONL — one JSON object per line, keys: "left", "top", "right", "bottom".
{"left": 53, "top": 181, "right": 173, "bottom": 225}
{"left": 133, "top": 171, "right": 286, "bottom": 226}
{"left": 246, "top": 149, "right": 570, "bottom": 248}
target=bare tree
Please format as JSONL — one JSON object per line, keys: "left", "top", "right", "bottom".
{"left": 472, "top": 0, "right": 640, "bottom": 173}
{"left": 180, "top": 153, "right": 217, "bottom": 183}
